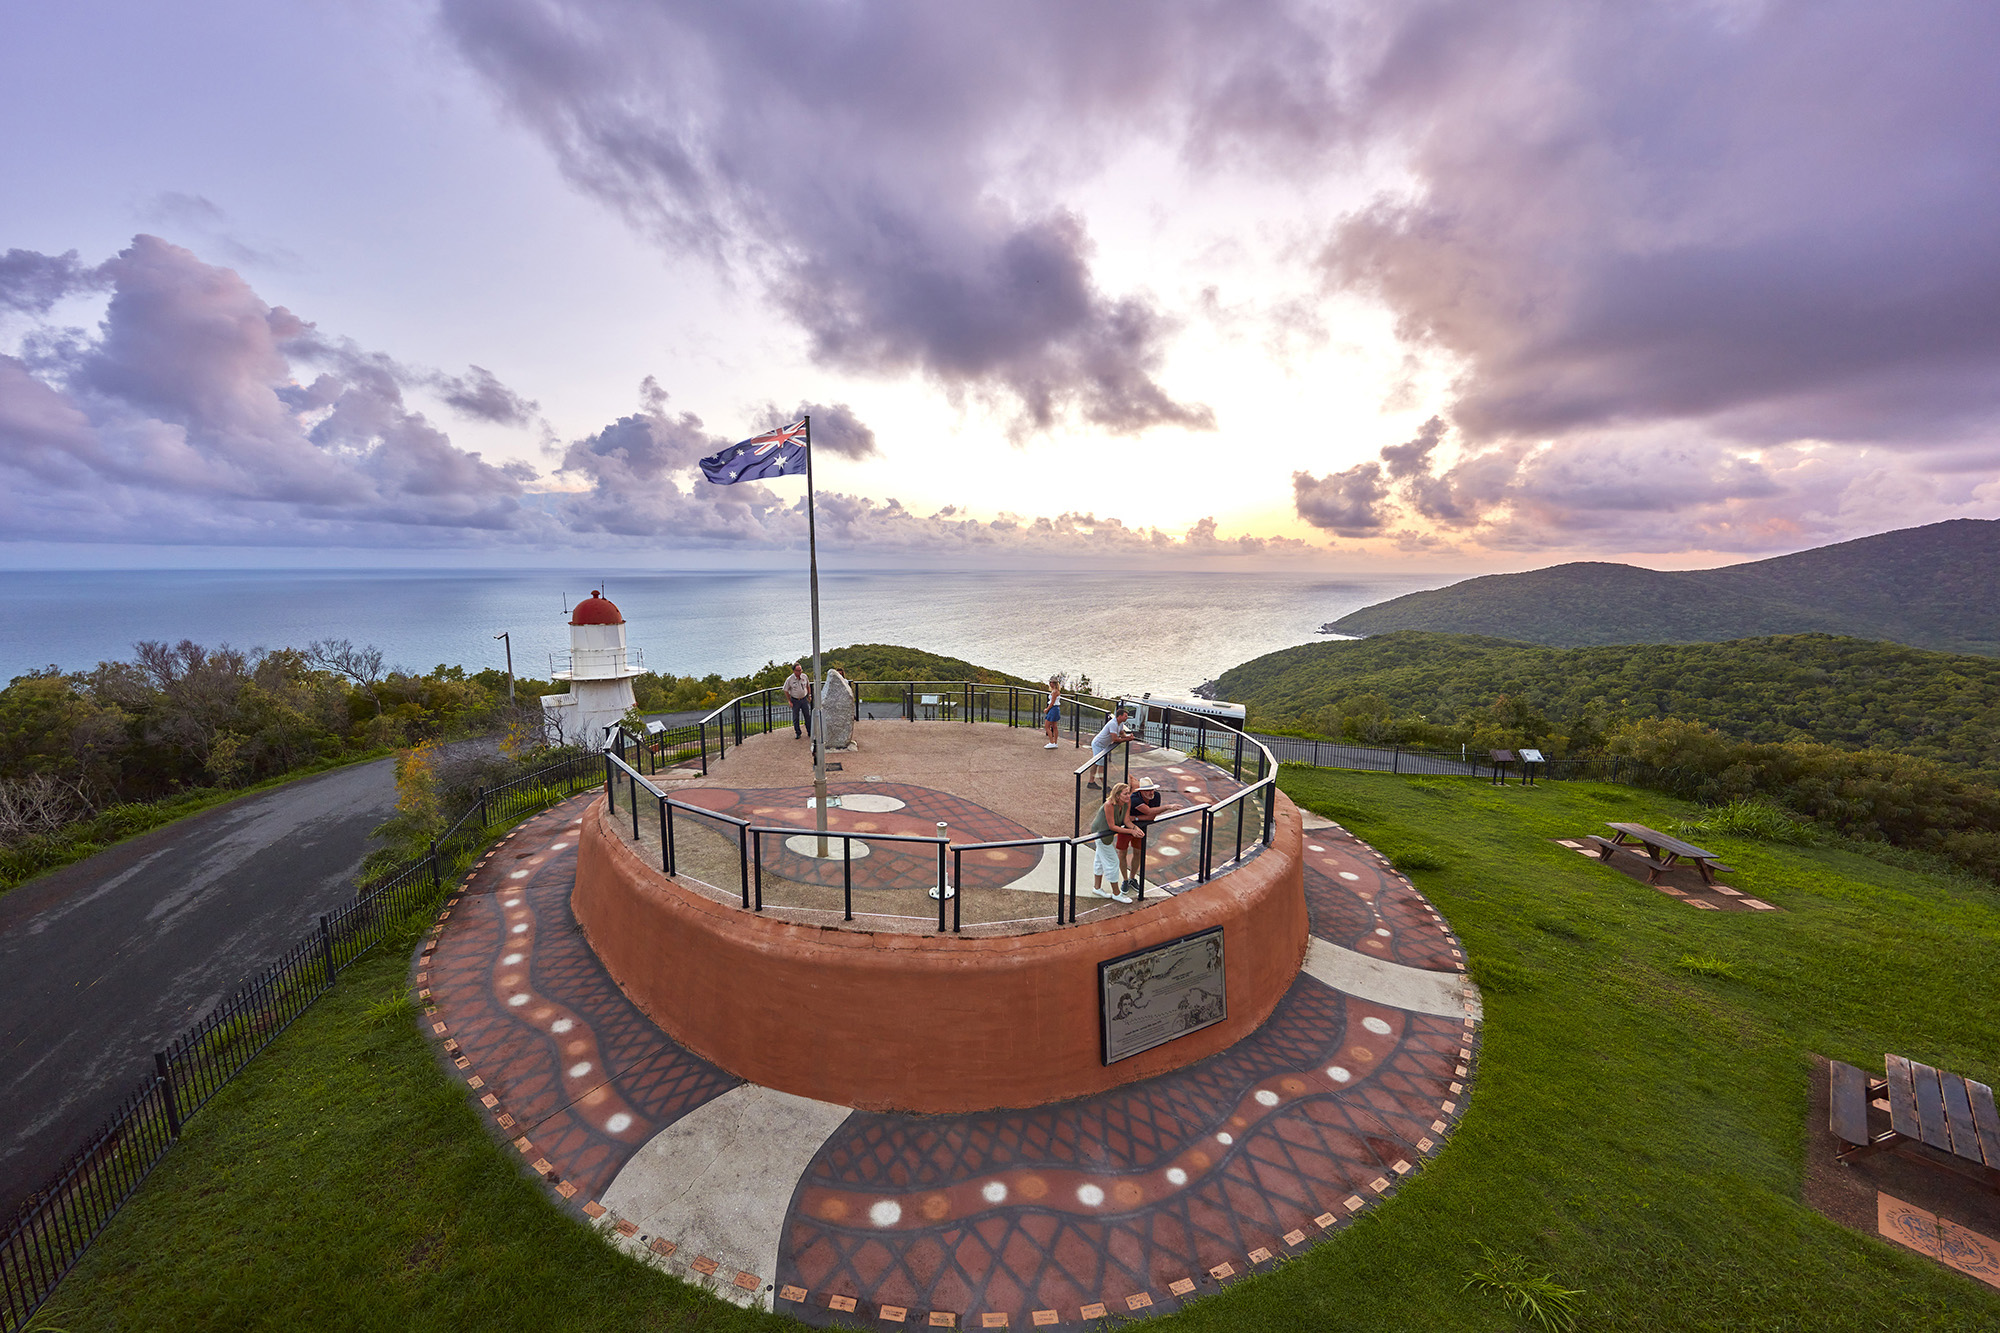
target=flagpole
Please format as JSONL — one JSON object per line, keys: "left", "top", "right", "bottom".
{"left": 805, "top": 415, "right": 829, "bottom": 854}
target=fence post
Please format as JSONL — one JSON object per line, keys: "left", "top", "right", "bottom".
{"left": 477, "top": 785, "right": 489, "bottom": 828}
{"left": 604, "top": 753, "right": 615, "bottom": 811}
{"left": 154, "top": 1050, "right": 181, "bottom": 1139}
{"left": 1393, "top": 744, "right": 1401, "bottom": 775}
{"left": 737, "top": 824, "right": 750, "bottom": 908}
{"left": 658, "top": 796, "right": 670, "bottom": 874}
{"left": 318, "top": 913, "right": 337, "bottom": 988}
{"left": 699, "top": 721, "right": 708, "bottom": 775}
{"left": 428, "top": 839, "right": 440, "bottom": 893}
{"left": 664, "top": 798, "right": 677, "bottom": 875}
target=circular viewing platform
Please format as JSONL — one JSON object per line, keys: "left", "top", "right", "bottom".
{"left": 572, "top": 712, "right": 1307, "bottom": 1112}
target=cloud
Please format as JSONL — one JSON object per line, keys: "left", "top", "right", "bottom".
{"left": 0, "top": 236, "right": 537, "bottom": 540}
{"left": 438, "top": 0, "right": 1249, "bottom": 436}
{"left": 1321, "top": 0, "right": 2000, "bottom": 451}
{"left": 0, "top": 248, "right": 105, "bottom": 316}
{"left": 438, "top": 365, "right": 540, "bottom": 425}
{"left": 1292, "top": 460, "right": 1389, "bottom": 537}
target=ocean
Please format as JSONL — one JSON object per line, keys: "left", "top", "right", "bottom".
{"left": 0, "top": 568, "right": 1456, "bottom": 698}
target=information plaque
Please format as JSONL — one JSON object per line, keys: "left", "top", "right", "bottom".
{"left": 1099, "top": 927, "right": 1226, "bottom": 1064}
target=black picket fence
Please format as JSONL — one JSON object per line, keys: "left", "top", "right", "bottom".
{"left": 1262, "top": 733, "right": 1710, "bottom": 796}
{"left": 0, "top": 751, "right": 603, "bottom": 1333}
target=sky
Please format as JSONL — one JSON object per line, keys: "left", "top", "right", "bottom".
{"left": 2, "top": 0, "right": 1997, "bottom": 572}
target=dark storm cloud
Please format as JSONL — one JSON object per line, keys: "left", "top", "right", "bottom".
{"left": 435, "top": 0, "right": 1372, "bottom": 436}
{"left": 1322, "top": 0, "right": 2000, "bottom": 449}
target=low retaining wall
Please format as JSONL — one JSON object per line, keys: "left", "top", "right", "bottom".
{"left": 572, "top": 796, "right": 1308, "bottom": 1113}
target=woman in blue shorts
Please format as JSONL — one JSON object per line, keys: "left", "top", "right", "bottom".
{"left": 1042, "top": 677, "right": 1062, "bottom": 748}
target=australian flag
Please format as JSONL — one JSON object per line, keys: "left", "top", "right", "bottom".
{"left": 699, "top": 418, "right": 808, "bottom": 485}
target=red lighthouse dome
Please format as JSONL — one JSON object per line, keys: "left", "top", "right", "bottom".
{"left": 569, "top": 591, "right": 624, "bottom": 626}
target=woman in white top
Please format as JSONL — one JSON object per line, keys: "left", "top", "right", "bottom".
{"left": 1042, "top": 677, "right": 1062, "bottom": 748}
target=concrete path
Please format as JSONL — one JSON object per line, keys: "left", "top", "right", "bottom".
{"left": 0, "top": 757, "right": 398, "bottom": 1219}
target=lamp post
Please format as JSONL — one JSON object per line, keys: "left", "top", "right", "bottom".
{"left": 494, "top": 631, "right": 514, "bottom": 703}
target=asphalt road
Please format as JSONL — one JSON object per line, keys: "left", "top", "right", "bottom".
{"left": 0, "top": 757, "right": 399, "bottom": 1220}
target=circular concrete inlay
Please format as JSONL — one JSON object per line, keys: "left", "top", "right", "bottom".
{"left": 1362, "top": 1017, "right": 1393, "bottom": 1035}
{"left": 822, "top": 793, "right": 906, "bottom": 813}
{"left": 784, "top": 834, "right": 872, "bottom": 860}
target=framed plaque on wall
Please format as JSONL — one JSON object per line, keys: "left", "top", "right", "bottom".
{"left": 1099, "top": 927, "right": 1226, "bottom": 1064}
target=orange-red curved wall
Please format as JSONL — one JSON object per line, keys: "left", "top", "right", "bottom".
{"left": 571, "top": 795, "right": 1308, "bottom": 1113}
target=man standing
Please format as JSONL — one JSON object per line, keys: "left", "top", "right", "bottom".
{"left": 784, "top": 662, "right": 813, "bottom": 739}
{"left": 1087, "top": 705, "right": 1134, "bottom": 790}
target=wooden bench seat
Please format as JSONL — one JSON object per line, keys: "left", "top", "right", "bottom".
{"left": 1830, "top": 1059, "right": 1890, "bottom": 1158}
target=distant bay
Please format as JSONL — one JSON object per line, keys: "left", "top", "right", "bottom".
{"left": 0, "top": 568, "right": 1457, "bottom": 698}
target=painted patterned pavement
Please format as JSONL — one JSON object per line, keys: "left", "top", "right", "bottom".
{"left": 421, "top": 793, "right": 1480, "bottom": 1328}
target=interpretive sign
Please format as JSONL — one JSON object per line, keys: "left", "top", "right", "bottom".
{"left": 1099, "top": 928, "right": 1226, "bottom": 1064}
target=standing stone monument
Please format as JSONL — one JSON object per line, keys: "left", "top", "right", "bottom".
{"left": 822, "top": 668, "right": 857, "bottom": 749}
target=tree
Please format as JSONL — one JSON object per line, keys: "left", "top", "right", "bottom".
{"left": 304, "top": 639, "right": 388, "bottom": 716}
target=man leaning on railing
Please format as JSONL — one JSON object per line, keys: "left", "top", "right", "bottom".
{"left": 1087, "top": 705, "right": 1134, "bottom": 790}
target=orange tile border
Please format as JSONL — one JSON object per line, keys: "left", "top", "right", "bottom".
{"left": 615, "top": 1219, "right": 638, "bottom": 1237}
{"left": 826, "top": 1292, "right": 857, "bottom": 1312}
{"left": 982, "top": 1314, "right": 1010, "bottom": 1327}
{"left": 651, "top": 1238, "right": 678, "bottom": 1259}
{"left": 1248, "top": 1246, "right": 1272, "bottom": 1264}
{"left": 1125, "top": 1292, "right": 1153, "bottom": 1310}
{"left": 881, "top": 1305, "right": 909, "bottom": 1322}
{"left": 1168, "top": 1277, "right": 1196, "bottom": 1296}
{"left": 1283, "top": 1229, "right": 1306, "bottom": 1246}
{"left": 1313, "top": 1212, "right": 1336, "bottom": 1228}
{"left": 1031, "top": 1312, "right": 1058, "bottom": 1327}
{"left": 733, "top": 1271, "right": 760, "bottom": 1291}
{"left": 582, "top": 1201, "right": 606, "bottom": 1219}
{"left": 1078, "top": 1302, "right": 1107, "bottom": 1319}
{"left": 554, "top": 1181, "right": 577, "bottom": 1199}
{"left": 1207, "top": 1263, "right": 1235, "bottom": 1280}
{"left": 928, "top": 1313, "right": 957, "bottom": 1328}
{"left": 778, "top": 1283, "right": 806, "bottom": 1302}
{"left": 691, "top": 1255, "right": 720, "bottom": 1276}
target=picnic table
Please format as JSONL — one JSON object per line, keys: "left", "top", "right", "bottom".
{"left": 1588, "top": 822, "right": 1730, "bottom": 886}
{"left": 1831, "top": 1054, "right": 2000, "bottom": 1185}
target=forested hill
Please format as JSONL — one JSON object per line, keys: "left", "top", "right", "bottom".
{"left": 1325, "top": 519, "right": 2000, "bottom": 655}
{"left": 1215, "top": 631, "right": 2000, "bottom": 781}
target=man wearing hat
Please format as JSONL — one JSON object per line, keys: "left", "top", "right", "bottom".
{"left": 1120, "top": 775, "right": 1163, "bottom": 893}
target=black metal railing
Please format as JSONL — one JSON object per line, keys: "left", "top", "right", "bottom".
{"left": 0, "top": 752, "right": 603, "bottom": 1333}
{"left": 601, "top": 684, "right": 1282, "bottom": 935}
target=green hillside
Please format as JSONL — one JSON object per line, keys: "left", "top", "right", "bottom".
{"left": 1327, "top": 518, "right": 2000, "bottom": 654}
{"left": 1217, "top": 631, "right": 2000, "bottom": 781}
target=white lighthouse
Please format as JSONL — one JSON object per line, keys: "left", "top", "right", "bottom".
{"left": 541, "top": 590, "right": 643, "bottom": 750}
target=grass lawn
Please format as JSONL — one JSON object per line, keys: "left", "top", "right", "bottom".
{"left": 31, "top": 771, "right": 2000, "bottom": 1331}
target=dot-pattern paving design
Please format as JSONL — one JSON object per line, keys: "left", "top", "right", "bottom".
{"left": 775, "top": 981, "right": 1466, "bottom": 1325}
{"left": 1297, "top": 826, "right": 1464, "bottom": 973}
{"left": 425, "top": 799, "right": 740, "bottom": 1201}
{"left": 422, "top": 789, "right": 1478, "bottom": 1331}
{"left": 676, "top": 783, "right": 1042, "bottom": 890}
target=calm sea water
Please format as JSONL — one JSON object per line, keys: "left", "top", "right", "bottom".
{"left": 0, "top": 568, "right": 1456, "bottom": 698}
